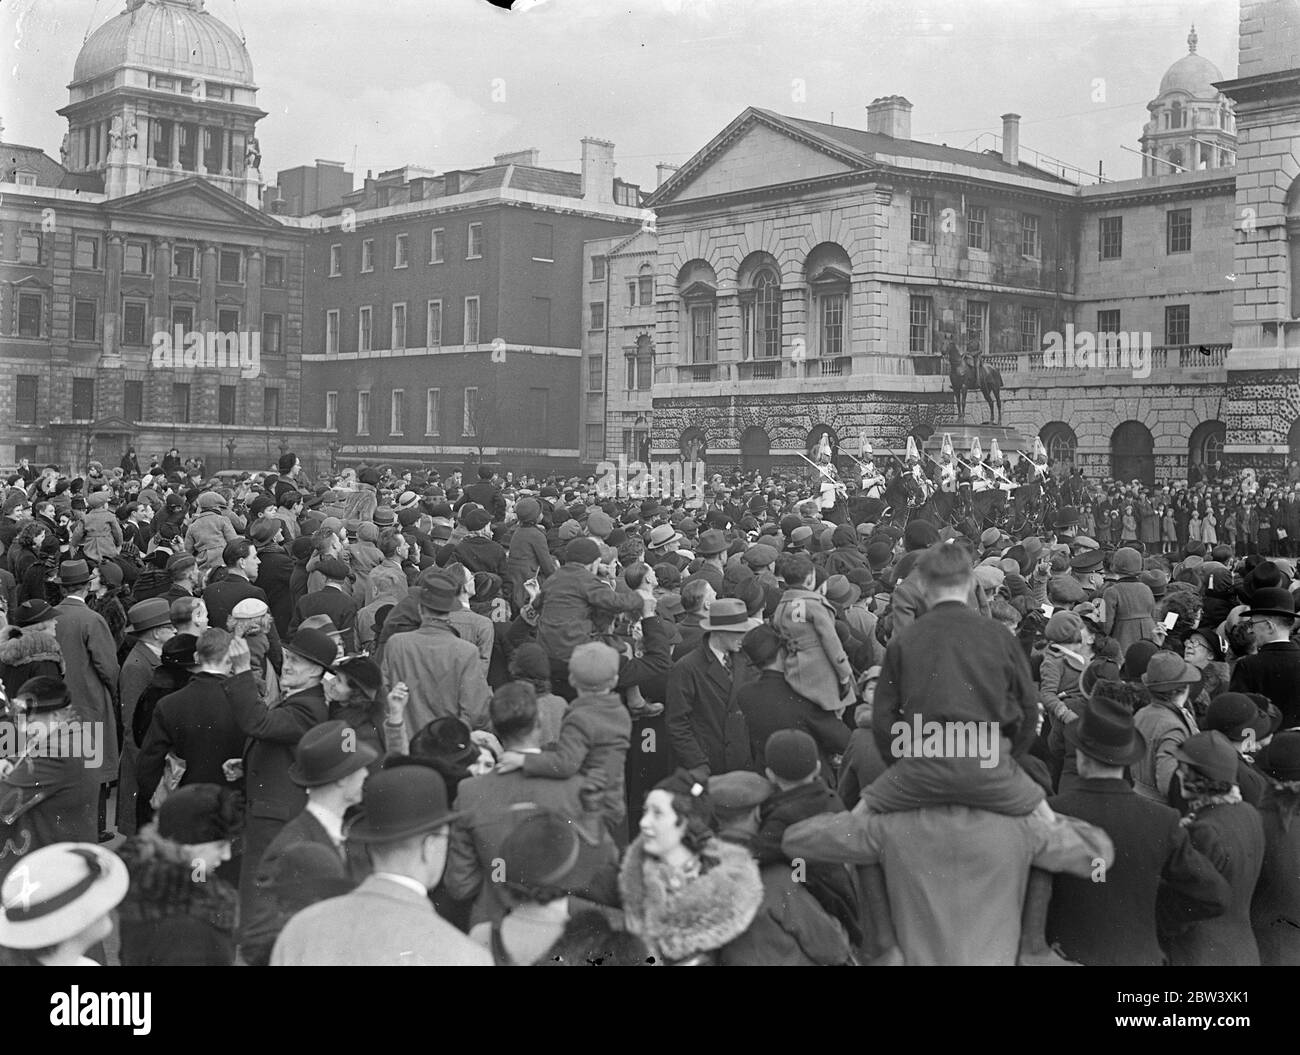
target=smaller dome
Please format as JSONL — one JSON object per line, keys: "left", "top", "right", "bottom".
{"left": 1157, "top": 25, "right": 1223, "bottom": 98}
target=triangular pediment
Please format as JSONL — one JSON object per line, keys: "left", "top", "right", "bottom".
{"left": 649, "top": 109, "right": 865, "bottom": 206}
{"left": 89, "top": 416, "right": 136, "bottom": 433}
{"left": 105, "top": 177, "right": 282, "bottom": 230}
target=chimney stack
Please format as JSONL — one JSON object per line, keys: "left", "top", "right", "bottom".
{"left": 1001, "top": 113, "right": 1021, "bottom": 168}
{"left": 655, "top": 162, "right": 680, "bottom": 189}
{"left": 866, "top": 95, "right": 913, "bottom": 139}
{"left": 581, "top": 138, "right": 616, "bottom": 204}
{"left": 493, "top": 148, "right": 540, "bottom": 167}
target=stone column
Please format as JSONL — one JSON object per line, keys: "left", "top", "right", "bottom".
{"left": 170, "top": 120, "right": 181, "bottom": 169}
{"left": 199, "top": 242, "right": 217, "bottom": 333}
{"left": 245, "top": 248, "right": 263, "bottom": 334}
{"left": 152, "top": 238, "right": 171, "bottom": 343}
{"left": 103, "top": 234, "right": 124, "bottom": 362}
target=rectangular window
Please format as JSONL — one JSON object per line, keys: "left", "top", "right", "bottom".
{"left": 72, "top": 378, "right": 94, "bottom": 420}
{"left": 124, "top": 240, "right": 149, "bottom": 274}
{"left": 329, "top": 244, "right": 342, "bottom": 277}
{"left": 218, "top": 385, "right": 237, "bottom": 425}
{"left": 391, "top": 303, "right": 406, "bottom": 351}
{"left": 464, "top": 297, "right": 480, "bottom": 345}
{"left": 908, "top": 295, "right": 932, "bottom": 354}
{"left": 15, "top": 377, "right": 37, "bottom": 425}
{"left": 588, "top": 355, "right": 604, "bottom": 392}
{"left": 325, "top": 391, "right": 338, "bottom": 431}
{"left": 358, "top": 306, "right": 372, "bottom": 352}
{"left": 262, "top": 313, "right": 283, "bottom": 355}
{"left": 264, "top": 387, "right": 281, "bottom": 427}
{"left": 1099, "top": 216, "right": 1123, "bottom": 260}
{"left": 17, "top": 293, "right": 42, "bottom": 337}
{"left": 218, "top": 249, "right": 243, "bottom": 283}
{"left": 171, "top": 305, "right": 194, "bottom": 333}
{"left": 394, "top": 233, "right": 409, "bottom": 269}
{"left": 636, "top": 345, "right": 654, "bottom": 391}
{"left": 357, "top": 391, "right": 370, "bottom": 435}
{"left": 529, "top": 388, "right": 549, "bottom": 447}
{"left": 967, "top": 205, "right": 987, "bottom": 250}
{"left": 533, "top": 297, "right": 551, "bottom": 345}
{"left": 217, "top": 308, "right": 240, "bottom": 334}
{"left": 1020, "top": 214, "right": 1041, "bottom": 258}
{"left": 690, "top": 305, "right": 714, "bottom": 362}
{"left": 123, "top": 301, "right": 147, "bottom": 345}
{"left": 467, "top": 222, "right": 483, "bottom": 259}
{"left": 965, "top": 300, "right": 989, "bottom": 355}
{"left": 19, "top": 231, "right": 42, "bottom": 265}
{"left": 1167, "top": 208, "right": 1192, "bottom": 254}
{"left": 1019, "top": 306, "right": 1041, "bottom": 354}
{"left": 172, "top": 383, "right": 191, "bottom": 424}
{"left": 639, "top": 272, "right": 653, "bottom": 305}
{"left": 463, "top": 387, "right": 479, "bottom": 436}
{"left": 325, "top": 310, "right": 340, "bottom": 354}
{"left": 426, "top": 300, "right": 442, "bottom": 348}
{"left": 532, "top": 223, "right": 553, "bottom": 261}
{"left": 123, "top": 380, "right": 143, "bottom": 423}
{"left": 910, "top": 196, "right": 933, "bottom": 242}
{"left": 430, "top": 228, "right": 445, "bottom": 264}
{"left": 74, "top": 235, "right": 100, "bottom": 270}
{"left": 592, "top": 256, "right": 606, "bottom": 281}
{"left": 173, "top": 245, "right": 196, "bottom": 278}
{"left": 627, "top": 281, "right": 637, "bottom": 307}
{"left": 590, "top": 302, "right": 605, "bottom": 330}
{"left": 264, "top": 253, "right": 286, "bottom": 288}
{"left": 821, "top": 295, "right": 845, "bottom": 357}
{"left": 1097, "top": 309, "right": 1122, "bottom": 357}
{"left": 361, "top": 239, "right": 374, "bottom": 273}
{"left": 584, "top": 424, "right": 604, "bottom": 461}
{"left": 390, "top": 389, "right": 404, "bottom": 434}
{"left": 425, "top": 388, "right": 440, "bottom": 435}
{"left": 1165, "top": 304, "right": 1191, "bottom": 346}
{"left": 73, "top": 299, "right": 97, "bottom": 342}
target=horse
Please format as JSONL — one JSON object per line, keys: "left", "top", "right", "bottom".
{"left": 946, "top": 343, "right": 1004, "bottom": 424}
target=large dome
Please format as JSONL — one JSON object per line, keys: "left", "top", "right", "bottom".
{"left": 1157, "top": 26, "right": 1222, "bottom": 98}
{"left": 73, "top": 0, "right": 254, "bottom": 86}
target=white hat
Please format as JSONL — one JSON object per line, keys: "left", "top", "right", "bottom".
{"left": 989, "top": 439, "right": 1004, "bottom": 464}
{"left": 0, "top": 843, "right": 128, "bottom": 950}
{"left": 1032, "top": 436, "right": 1048, "bottom": 461}
{"left": 969, "top": 437, "right": 984, "bottom": 462}
{"left": 941, "top": 433, "right": 954, "bottom": 459}
{"left": 905, "top": 436, "right": 920, "bottom": 463}
{"left": 231, "top": 597, "right": 270, "bottom": 620}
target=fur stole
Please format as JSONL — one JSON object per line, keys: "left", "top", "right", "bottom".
{"left": 0, "top": 626, "right": 63, "bottom": 668}
{"left": 618, "top": 835, "right": 763, "bottom": 963}
{"left": 114, "top": 827, "right": 238, "bottom": 934}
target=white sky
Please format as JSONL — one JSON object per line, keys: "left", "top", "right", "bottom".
{"left": 3, "top": 0, "right": 1240, "bottom": 191}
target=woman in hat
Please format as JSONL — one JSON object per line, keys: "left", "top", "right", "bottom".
{"left": 1132, "top": 653, "right": 1201, "bottom": 802}
{"left": 1101, "top": 547, "right": 1156, "bottom": 655}
{"left": 324, "top": 655, "right": 395, "bottom": 760}
{"left": 1165, "top": 732, "right": 1264, "bottom": 967}
{"left": 87, "top": 559, "right": 129, "bottom": 658}
{"left": 619, "top": 772, "right": 764, "bottom": 965}
{"left": 1251, "top": 730, "right": 1300, "bottom": 965}
{"left": 230, "top": 597, "right": 279, "bottom": 704}
{"left": 0, "top": 599, "right": 63, "bottom": 699}
{"left": 8, "top": 521, "right": 51, "bottom": 606}
{"left": 0, "top": 843, "right": 128, "bottom": 966}
{"left": 1184, "top": 628, "right": 1230, "bottom": 717}
{"left": 1201, "top": 503, "right": 1219, "bottom": 546}
{"left": 116, "top": 784, "right": 242, "bottom": 966}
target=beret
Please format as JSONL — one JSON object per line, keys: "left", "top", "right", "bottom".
{"left": 707, "top": 771, "right": 773, "bottom": 811}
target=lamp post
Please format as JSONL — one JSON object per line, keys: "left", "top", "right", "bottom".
{"left": 327, "top": 437, "right": 341, "bottom": 474}
{"left": 226, "top": 436, "right": 237, "bottom": 470}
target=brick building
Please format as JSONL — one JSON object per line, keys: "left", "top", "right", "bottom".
{"left": 296, "top": 143, "right": 651, "bottom": 475}
{"left": 0, "top": 0, "right": 322, "bottom": 474}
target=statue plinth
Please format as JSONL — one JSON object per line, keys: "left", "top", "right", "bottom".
{"left": 923, "top": 423, "right": 1031, "bottom": 459}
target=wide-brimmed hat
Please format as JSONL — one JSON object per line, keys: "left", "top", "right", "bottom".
{"left": 127, "top": 597, "right": 172, "bottom": 634}
{"left": 417, "top": 570, "right": 460, "bottom": 613}
{"left": 1245, "top": 587, "right": 1296, "bottom": 620}
{"left": 345, "top": 765, "right": 461, "bottom": 844}
{"left": 57, "top": 559, "right": 91, "bottom": 585}
{"left": 498, "top": 809, "right": 583, "bottom": 893}
{"left": 161, "top": 633, "right": 199, "bottom": 668}
{"left": 335, "top": 656, "right": 383, "bottom": 700}
{"left": 1064, "top": 687, "right": 1147, "bottom": 766}
{"left": 0, "top": 843, "right": 128, "bottom": 950}
{"left": 1141, "top": 652, "right": 1201, "bottom": 692}
{"left": 823, "top": 574, "right": 860, "bottom": 608}
{"left": 698, "top": 597, "right": 763, "bottom": 634}
{"left": 695, "top": 529, "right": 728, "bottom": 556}
{"left": 1173, "top": 731, "right": 1238, "bottom": 784}
{"left": 282, "top": 628, "right": 339, "bottom": 672}
{"left": 646, "top": 524, "right": 682, "bottom": 549}
{"left": 14, "top": 600, "right": 55, "bottom": 628}
{"left": 289, "top": 719, "right": 380, "bottom": 787}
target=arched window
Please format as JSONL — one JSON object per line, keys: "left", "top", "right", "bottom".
{"left": 677, "top": 260, "right": 717, "bottom": 375}
{"left": 626, "top": 415, "right": 650, "bottom": 465}
{"left": 626, "top": 333, "right": 654, "bottom": 391}
{"left": 738, "top": 253, "right": 783, "bottom": 362}
{"left": 680, "top": 426, "right": 707, "bottom": 463}
{"left": 1111, "top": 420, "right": 1155, "bottom": 487}
{"left": 805, "top": 243, "right": 852, "bottom": 363}
{"left": 1170, "top": 101, "right": 1183, "bottom": 129}
{"left": 1040, "top": 422, "right": 1077, "bottom": 469}
{"left": 1189, "top": 420, "right": 1226, "bottom": 471}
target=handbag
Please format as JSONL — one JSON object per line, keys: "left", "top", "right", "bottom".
{"left": 149, "top": 753, "right": 187, "bottom": 810}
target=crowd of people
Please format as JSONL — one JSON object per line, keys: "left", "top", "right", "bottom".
{"left": 0, "top": 446, "right": 1298, "bottom": 966}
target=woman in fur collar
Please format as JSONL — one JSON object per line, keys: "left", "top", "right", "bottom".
{"left": 619, "top": 771, "right": 763, "bottom": 965}
{"left": 115, "top": 784, "right": 241, "bottom": 967}
{"left": 0, "top": 599, "right": 63, "bottom": 700}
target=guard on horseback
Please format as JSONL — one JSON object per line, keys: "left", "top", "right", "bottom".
{"left": 934, "top": 432, "right": 960, "bottom": 524}
{"left": 810, "top": 433, "right": 849, "bottom": 525}
{"left": 858, "top": 432, "right": 886, "bottom": 501}
{"left": 904, "top": 436, "right": 935, "bottom": 510}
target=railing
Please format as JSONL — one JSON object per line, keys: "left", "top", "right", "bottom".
{"left": 976, "top": 343, "right": 1230, "bottom": 375}
{"left": 736, "top": 358, "right": 783, "bottom": 381}
{"left": 676, "top": 362, "right": 718, "bottom": 383}
{"left": 807, "top": 355, "right": 851, "bottom": 377}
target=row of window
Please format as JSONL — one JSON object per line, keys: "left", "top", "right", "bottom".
{"left": 11, "top": 291, "right": 284, "bottom": 351}
{"left": 328, "top": 220, "right": 537, "bottom": 277}
{"left": 325, "top": 386, "right": 544, "bottom": 439}
{"left": 586, "top": 336, "right": 655, "bottom": 392}
{"left": 324, "top": 298, "right": 482, "bottom": 353}
{"left": 909, "top": 198, "right": 1041, "bottom": 256}
{"left": 13, "top": 376, "right": 281, "bottom": 426}
{"left": 1097, "top": 210, "right": 1193, "bottom": 259}
{"left": 18, "top": 231, "right": 287, "bottom": 286}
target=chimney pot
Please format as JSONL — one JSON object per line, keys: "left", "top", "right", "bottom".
{"left": 1001, "top": 113, "right": 1021, "bottom": 167}
{"left": 581, "top": 137, "right": 616, "bottom": 204}
{"left": 865, "top": 95, "right": 913, "bottom": 139}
